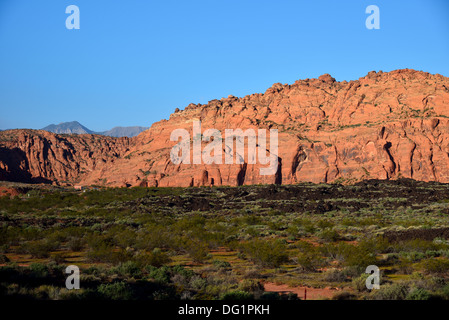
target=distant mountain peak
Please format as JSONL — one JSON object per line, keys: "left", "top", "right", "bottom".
{"left": 41, "top": 121, "right": 148, "bottom": 137}
{"left": 42, "top": 121, "right": 93, "bottom": 135}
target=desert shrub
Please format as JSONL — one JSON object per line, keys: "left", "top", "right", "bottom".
{"left": 319, "top": 228, "right": 340, "bottom": 242}
{"left": 184, "top": 241, "right": 210, "bottom": 263}
{"left": 342, "top": 266, "right": 364, "bottom": 278}
{"left": 86, "top": 242, "right": 132, "bottom": 264}
{"left": 441, "top": 284, "right": 449, "bottom": 299}
{"left": 213, "top": 260, "right": 231, "bottom": 270}
{"left": 317, "top": 220, "right": 334, "bottom": 230}
{"left": 417, "top": 276, "right": 446, "bottom": 292}
{"left": 32, "top": 285, "right": 55, "bottom": 300}
{"left": 113, "top": 228, "right": 139, "bottom": 249}
{"left": 30, "top": 263, "right": 49, "bottom": 278}
{"left": 399, "top": 251, "right": 425, "bottom": 262}
{"left": 113, "top": 261, "right": 142, "bottom": 278}
{"left": 67, "top": 237, "right": 84, "bottom": 251}
{"left": 297, "top": 249, "right": 324, "bottom": 272}
{"left": 370, "top": 283, "right": 409, "bottom": 300}
{"left": 84, "top": 266, "right": 106, "bottom": 276}
{"left": 259, "top": 292, "right": 281, "bottom": 300}
{"left": 397, "top": 257, "right": 415, "bottom": 274}
{"left": 98, "top": 281, "right": 133, "bottom": 300}
{"left": 147, "top": 266, "right": 171, "bottom": 284}
{"left": 352, "top": 273, "right": 370, "bottom": 292}
{"left": 22, "top": 239, "right": 60, "bottom": 258}
{"left": 0, "top": 254, "right": 10, "bottom": 263}
{"left": 332, "top": 291, "right": 356, "bottom": 300}
{"left": 241, "top": 239, "right": 289, "bottom": 268}
{"left": 259, "top": 292, "right": 299, "bottom": 300}
{"left": 420, "top": 258, "right": 449, "bottom": 275}
{"left": 171, "top": 265, "right": 195, "bottom": 280}
{"left": 321, "top": 242, "right": 378, "bottom": 271}
{"left": 136, "top": 227, "right": 178, "bottom": 251}
{"left": 135, "top": 248, "right": 171, "bottom": 268}
{"left": 189, "top": 275, "right": 207, "bottom": 290}
{"left": 238, "top": 279, "right": 264, "bottom": 295}
{"left": 221, "top": 290, "right": 253, "bottom": 300}
{"left": 406, "top": 288, "right": 432, "bottom": 300}
{"left": 50, "top": 252, "right": 66, "bottom": 264}
{"left": 382, "top": 253, "right": 400, "bottom": 266}
{"left": 86, "top": 244, "right": 112, "bottom": 262}
{"left": 294, "top": 218, "right": 316, "bottom": 234}
{"left": 243, "top": 269, "right": 262, "bottom": 279}
{"left": 324, "top": 268, "right": 349, "bottom": 282}
{"left": 286, "top": 225, "right": 299, "bottom": 239}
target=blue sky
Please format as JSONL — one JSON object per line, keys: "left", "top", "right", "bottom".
{"left": 0, "top": 0, "right": 448, "bottom": 131}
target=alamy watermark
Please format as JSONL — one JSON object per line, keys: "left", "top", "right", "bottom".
{"left": 65, "top": 265, "right": 80, "bottom": 290}
{"left": 366, "top": 5, "right": 380, "bottom": 30}
{"left": 170, "top": 120, "right": 279, "bottom": 176}
{"left": 66, "top": 5, "right": 80, "bottom": 30}
{"left": 365, "top": 265, "right": 380, "bottom": 290}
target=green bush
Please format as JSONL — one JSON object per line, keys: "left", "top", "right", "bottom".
{"left": 171, "top": 265, "right": 194, "bottom": 279}
{"left": 22, "top": 239, "right": 59, "bottom": 258}
{"left": 321, "top": 242, "right": 377, "bottom": 271}
{"left": 238, "top": 279, "right": 264, "bottom": 294}
{"left": 324, "top": 268, "right": 348, "bottom": 282}
{"left": 352, "top": 273, "right": 370, "bottom": 292}
{"left": 185, "top": 242, "right": 210, "bottom": 263}
{"left": 441, "top": 284, "right": 449, "bottom": 299}
{"left": 319, "top": 228, "right": 340, "bottom": 242}
{"left": 406, "top": 288, "right": 432, "bottom": 300}
{"left": 213, "top": 260, "right": 231, "bottom": 269}
{"left": 67, "top": 237, "right": 84, "bottom": 251}
{"left": 421, "top": 258, "right": 449, "bottom": 275}
{"left": 297, "top": 250, "right": 324, "bottom": 272}
{"left": 98, "top": 282, "right": 133, "bottom": 300}
{"left": 221, "top": 290, "right": 254, "bottom": 300}
{"left": 241, "top": 239, "right": 289, "bottom": 268}
{"left": 114, "top": 261, "right": 142, "bottom": 278}
{"left": 147, "top": 266, "right": 171, "bottom": 284}
{"left": 50, "top": 252, "right": 66, "bottom": 264}
{"left": 135, "top": 248, "right": 170, "bottom": 268}
{"left": 332, "top": 291, "right": 356, "bottom": 300}
{"left": 370, "top": 283, "right": 409, "bottom": 300}
{"left": 30, "top": 263, "right": 49, "bottom": 278}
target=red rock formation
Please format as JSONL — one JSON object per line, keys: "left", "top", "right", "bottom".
{"left": 1, "top": 69, "right": 449, "bottom": 187}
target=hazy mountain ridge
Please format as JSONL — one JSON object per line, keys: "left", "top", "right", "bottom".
{"left": 41, "top": 121, "right": 149, "bottom": 137}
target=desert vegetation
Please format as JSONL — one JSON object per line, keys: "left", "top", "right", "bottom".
{"left": 1, "top": 179, "right": 449, "bottom": 300}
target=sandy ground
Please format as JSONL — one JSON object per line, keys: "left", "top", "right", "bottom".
{"left": 263, "top": 282, "right": 340, "bottom": 300}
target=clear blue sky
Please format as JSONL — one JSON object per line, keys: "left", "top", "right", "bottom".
{"left": 0, "top": 0, "right": 448, "bottom": 131}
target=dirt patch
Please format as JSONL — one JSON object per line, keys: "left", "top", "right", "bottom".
{"left": 263, "top": 282, "right": 340, "bottom": 300}
{"left": 0, "top": 186, "right": 21, "bottom": 197}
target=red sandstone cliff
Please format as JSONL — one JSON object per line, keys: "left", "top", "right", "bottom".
{"left": 1, "top": 69, "right": 449, "bottom": 187}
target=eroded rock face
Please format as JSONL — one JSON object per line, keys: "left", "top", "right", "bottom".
{"left": 0, "top": 130, "right": 131, "bottom": 185}
{"left": 1, "top": 69, "right": 449, "bottom": 187}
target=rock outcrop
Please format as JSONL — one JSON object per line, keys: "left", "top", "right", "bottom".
{"left": 1, "top": 69, "right": 449, "bottom": 187}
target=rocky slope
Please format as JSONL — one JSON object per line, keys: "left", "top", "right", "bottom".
{"left": 1, "top": 69, "right": 449, "bottom": 187}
